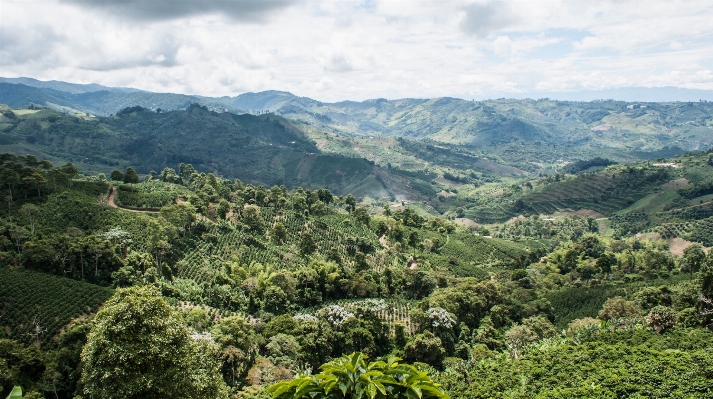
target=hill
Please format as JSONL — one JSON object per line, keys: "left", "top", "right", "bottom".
{"left": 0, "top": 77, "right": 140, "bottom": 94}
{"left": 2, "top": 80, "right": 712, "bottom": 172}
{"left": 0, "top": 83, "right": 244, "bottom": 116}
{"left": 1, "top": 151, "right": 713, "bottom": 398}
{"left": 0, "top": 103, "right": 431, "bottom": 199}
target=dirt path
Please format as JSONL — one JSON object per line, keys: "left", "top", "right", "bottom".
{"left": 379, "top": 234, "right": 390, "bottom": 250}
{"left": 107, "top": 187, "right": 160, "bottom": 214}
{"left": 671, "top": 201, "right": 713, "bottom": 212}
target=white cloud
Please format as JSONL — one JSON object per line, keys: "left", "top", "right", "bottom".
{"left": 0, "top": 0, "right": 712, "bottom": 100}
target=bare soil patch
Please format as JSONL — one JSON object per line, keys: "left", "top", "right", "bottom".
{"left": 454, "top": 218, "right": 476, "bottom": 227}
{"left": 661, "top": 178, "right": 689, "bottom": 190}
{"left": 667, "top": 237, "right": 710, "bottom": 256}
{"left": 437, "top": 190, "right": 456, "bottom": 197}
{"left": 548, "top": 209, "right": 606, "bottom": 219}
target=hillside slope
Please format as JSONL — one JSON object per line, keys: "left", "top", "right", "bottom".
{"left": 0, "top": 104, "right": 427, "bottom": 199}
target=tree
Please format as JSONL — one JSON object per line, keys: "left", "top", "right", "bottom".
{"left": 269, "top": 185, "right": 283, "bottom": 209}
{"left": 242, "top": 205, "right": 265, "bottom": 234}
{"left": 263, "top": 285, "right": 290, "bottom": 314}
{"left": 310, "top": 200, "right": 329, "bottom": 216}
{"left": 216, "top": 199, "right": 231, "bottom": 219}
{"left": 404, "top": 331, "right": 446, "bottom": 368}
{"left": 504, "top": 324, "right": 536, "bottom": 359}
{"left": 698, "top": 251, "right": 713, "bottom": 326}
{"left": 20, "top": 203, "right": 39, "bottom": 235}
{"left": 22, "top": 172, "right": 47, "bottom": 197}
{"left": 683, "top": 244, "right": 706, "bottom": 278}
{"left": 123, "top": 167, "right": 140, "bottom": 184}
{"left": 300, "top": 231, "right": 317, "bottom": 256}
{"left": 317, "top": 188, "right": 333, "bottom": 205}
{"left": 596, "top": 252, "right": 617, "bottom": 274}
{"left": 81, "top": 286, "right": 228, "bottom": 399}
{"left": 271, "top": 222, "right": 288, "bottom": 245}
{"left": 646, "top": 306, "right": 675, "bottom": 333}
{"left": 110, "top": 169, "right": 124, "bottom": 182}
{"left": 211, "top": 315, "right": 259, "bottom": 386}
{"left": 160, "top": 203, "right": 197, "bottom": 236}
{"left": 268, "top": 352, "right": 448, "bottom": 399}
{"left": 345, "top": 194, "right": 357, "bottom": 213}
{"left": 598, "top": 296, "right": 639, "bottom": 320}
{"left": 353, "top": 206, "right": 371, "bottom": 225}
{"left": 354, "top": 252, "right": 369, "bottom": 272}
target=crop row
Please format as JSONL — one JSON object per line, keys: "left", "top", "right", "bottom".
{"left": 0, "top": 268, "right": 113, "bottom": 348}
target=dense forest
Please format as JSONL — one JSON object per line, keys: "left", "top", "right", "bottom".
{"left": 1, "top": 101, "right": 713, "bottom": 398}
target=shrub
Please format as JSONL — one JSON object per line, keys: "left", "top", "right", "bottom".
{"left": 646, "top": 305, "right": 676, "bottom": 333}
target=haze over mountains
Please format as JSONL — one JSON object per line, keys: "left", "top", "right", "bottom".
{"left": 3, "top": 77, "right": 713, "bottom": 115}
{"left": 1, "top": 77, "right": 713, "bottom": 201}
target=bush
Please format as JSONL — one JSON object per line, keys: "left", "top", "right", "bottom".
{"left": 646, "top": 305, "right": 676, "bottom": 333}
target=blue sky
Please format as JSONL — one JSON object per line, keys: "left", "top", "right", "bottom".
{"left": 1, "top": 0, "right": 712, "bottom": 101}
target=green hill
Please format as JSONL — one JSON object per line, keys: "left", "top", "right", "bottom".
{"left": 0, "top": 267, "right": 113, "bottom": 348}
{"left": 0, "top": 104, "right": 420, "bottom": 198}
{"left": 1, "top": 151, "right": 712, "bottom": 399}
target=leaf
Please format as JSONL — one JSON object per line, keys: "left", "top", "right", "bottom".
{"left": 6, "top": 386, "right": 22, "bottom": 399}
{"left": 367, "top": 383, "right": 377, "bottom": 399}
{"left": 268, "top": 383, "right": 293, "bottom": 398}
{"left": 407, "top": 385, "right": 423, "bottom": 399}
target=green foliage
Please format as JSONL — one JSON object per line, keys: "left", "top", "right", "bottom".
{"left": 114, "top": 181, "right": 191, "bottom": 209}
{"left": 0, "top": 268, "right": 113, "bottom": 348}
{"left": 5, "top": 386, "right": 21, "bottom": 399}
{"left": 268, "top": 352, "right": 448, "bottom": 399}
{"left": 122, "top": 167, "right": 140, "bottom": 184}
{"left": 547, "top": 286, "right": 626, "bottom": 328}
{"left": 646, "top": 305, "right": 676, "bottom": 333}
{"left": 81, "top": 285, "right": 228, "bottom": 399}
{"left": 4, "top": 150, "right": 713, "bottom": 397}
{"left": 439, "top": 329, "right": 713, "bottom": 398}
{"left": 404, "top": 331, "right": 446, "bottom": 368}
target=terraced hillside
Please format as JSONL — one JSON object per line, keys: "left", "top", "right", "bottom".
{"left": 0, "top": 268, "right": 113, "bottom": 348}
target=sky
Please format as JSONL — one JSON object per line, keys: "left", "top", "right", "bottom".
{"left": 1, "top": 0, "right": 713, "bottom": 102}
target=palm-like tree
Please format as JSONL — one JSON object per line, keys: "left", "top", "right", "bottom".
{"left": 268, "top": 352, "right": 449, "bottom": 399}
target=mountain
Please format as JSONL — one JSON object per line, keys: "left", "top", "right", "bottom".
{"left": 509, "top": 86, "right": 713, "bottom": 102}
{"left": 2, "top": 78, "right": 713, "bottom": 178}
{"left": 0, "top": 103, "right": 430, "bottom": 199}
{"left": 0, "top": 82, "right": 245, "bottom": 116}
{"left": 0, "top": 77, "right": 140, "bottom": 94}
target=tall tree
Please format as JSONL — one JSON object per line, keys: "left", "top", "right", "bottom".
{"left": 300, "top": 232, "right": 317, "bottom": 256}
{"left": 683, "top": 244, "right": 706, "bottom": 279}
{"left": 81, "top": 286, "right": 228, "bottom": 399}
{"left": 123, "top": 167, "right": 140, "bottom": 184}
{"left": 110, "top": 169, "right": 124, "bottom": 182}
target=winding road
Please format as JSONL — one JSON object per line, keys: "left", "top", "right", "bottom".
{"left": 107, "top": 187, "right": 160, "bottom": 214}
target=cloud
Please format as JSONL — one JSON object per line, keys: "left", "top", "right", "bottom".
{"left": 459, "top": 1, "right": 516, "bottom": 38}
{"left": 318, "top": 54, "right": 355, "bottom": 73}
{"left": 2, "top": 0, "right": 713, "bottom": 101}
{"left": 61, "top": 0, "right": 297, "bottom": 22}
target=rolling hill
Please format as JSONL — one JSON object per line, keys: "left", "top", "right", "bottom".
{"left": 0, "top": 103, "right": 432, "bottom": 199}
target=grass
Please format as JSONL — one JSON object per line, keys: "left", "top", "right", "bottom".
{"left": 615, "top": 190, "right": 679, "bottom": 215}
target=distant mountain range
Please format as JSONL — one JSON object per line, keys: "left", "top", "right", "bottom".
{"left": 1, "top": 77, "right": 712, "bottom": 181}
{"left": 2, "top": 77, "right": 713, "bottom": 115}
{"left": 507, "top": 87, "right": 713, "bottom": 102}
{"left": 0, "top": 77, "right": 142, "bottom": 94}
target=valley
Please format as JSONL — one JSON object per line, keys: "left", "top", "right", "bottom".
{"left": 1, "top": 80, "right": 713, "bottom": 399}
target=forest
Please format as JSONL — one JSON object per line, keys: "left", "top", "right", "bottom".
{"left": 1, "top": 147, "right": 713, "bottom": 398}
{"left": 1, "top": 103, "right": 713, "bottom": 398}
